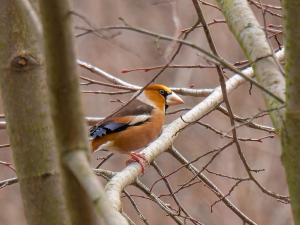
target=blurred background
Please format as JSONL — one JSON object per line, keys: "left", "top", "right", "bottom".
{"left": 0, "top": 0, "right": 291, "bottom": 224}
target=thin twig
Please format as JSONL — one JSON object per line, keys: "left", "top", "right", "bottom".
{"left": 168, "top": 146, "right": 257, "bottom": 225}
{"left": 95, "top": 153, "right": 114, "bottom": 169}
{"left": 215, "top": 106, "right": 275, "bottom": 133}
{"left": 151, "top": 160, "right": 199, "bottom": 225}
{"left": 0, "top": 144, "right": 10, "bottom": 148}
{"left": 73, "top": 12, "right": 285, "bottom": 103}
{"left": 123, "top": 189, "right": 149, "bottom": 225}
{"left": 134, "top": 179, "right": 185, "bottom": 225}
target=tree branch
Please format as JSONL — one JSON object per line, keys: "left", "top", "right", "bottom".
{"left": 39, "top": 0, "right": 127, "bottom": 224}
{"left": 216, "top": 0, "right": 286, "bottom": 133}
{"left": 104, "top": 48, "right": 284, "bottom": 220}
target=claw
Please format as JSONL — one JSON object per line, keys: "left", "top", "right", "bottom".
{"left": 126, "top": 152, "right": 149, "bottom": 175}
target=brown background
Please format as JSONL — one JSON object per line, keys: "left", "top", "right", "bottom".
{"left": 0, "top": 0, "right": 292, "bottom": 224}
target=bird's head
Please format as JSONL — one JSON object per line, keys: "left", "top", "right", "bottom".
{"left": 138, "top": 84, "right": 184, "bottom": 111}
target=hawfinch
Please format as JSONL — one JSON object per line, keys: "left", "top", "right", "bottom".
{"left": 90, "top": 84, "right": 184, "bottom": 174}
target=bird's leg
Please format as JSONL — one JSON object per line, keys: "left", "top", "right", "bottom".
{"left": 126, "top": 152, "right": 149, "bottom": 175}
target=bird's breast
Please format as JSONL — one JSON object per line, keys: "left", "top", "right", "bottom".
{"left": 112, "top": 110, "right": 164, "bottom": 152}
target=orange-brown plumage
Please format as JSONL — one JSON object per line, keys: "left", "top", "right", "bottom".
{"left": 90, "top": 84, "right": 184, "bottom": 174}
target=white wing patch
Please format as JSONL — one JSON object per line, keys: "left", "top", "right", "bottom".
{"left": 94, "top": 141, "right": 114, "bottom": 152}
{"left": 129, "top": 114, "right": 151, "bottom": 125}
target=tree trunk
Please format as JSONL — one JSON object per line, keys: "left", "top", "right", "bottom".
{"left": 0, "top": 1, "right": 69, "bottom": 224}
{"left": 282, "top": 0, "right": 300, "bottom": 223}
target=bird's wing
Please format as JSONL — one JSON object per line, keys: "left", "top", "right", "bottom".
{"left": 90, "top": 99, "right": 154, "bottom": 139}
{"left": 113, "top": 99, "right": 154, "bottom": 117}
{"left": 90, "top": 115, "right": 151, "bottom": 138}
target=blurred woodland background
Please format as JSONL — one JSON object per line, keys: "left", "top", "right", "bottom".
{"left": 0, "top": 0, "right": 291, "bottom": 224}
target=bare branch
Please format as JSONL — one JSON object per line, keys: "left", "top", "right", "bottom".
{"left": 104, "top": 49, "right": 284, "bottom": 217}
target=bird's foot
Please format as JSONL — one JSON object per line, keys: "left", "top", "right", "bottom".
{"left": 126, "top": 152, "right": 149, "bottom": 175}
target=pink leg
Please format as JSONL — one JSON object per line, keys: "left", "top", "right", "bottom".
{"left": 126, "top": 152, "right": 149, "bottom": 175}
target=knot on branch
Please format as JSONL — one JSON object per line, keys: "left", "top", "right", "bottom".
{"left": 9, "top": 54, "right": 41, "bottom": 72}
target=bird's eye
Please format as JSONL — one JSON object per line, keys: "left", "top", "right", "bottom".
{"left": 158, "top": 89, "right": 165, "bottom": 95}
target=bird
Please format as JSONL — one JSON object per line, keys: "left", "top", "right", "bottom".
{"left": 89, "top": 84, "right": 184, "bottom": 174}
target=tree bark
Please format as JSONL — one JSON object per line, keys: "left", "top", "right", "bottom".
{"left": 38, "top": 0, "right": 102, "bottom": 224}
{"left": 0, "top": 1, "right": 69, "bottom": 224}
{"left": 215, "top": 0, "right": 286, "bottom": 134}
{"left": 282, "top": 0, "right": 300, "bottom": 223}
{"left": 39, "top": 0, "right": 127, "bottom": 224}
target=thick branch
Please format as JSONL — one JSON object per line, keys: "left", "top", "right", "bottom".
{"left": 105, "top": 49, "right": 284, "bottom": 216}
{"left": 216, "top": 0, "right": 286, "bottom": 134}
{"left": 63, "top": 150, "right": 128, "bottom": 224}
{"left": 39, "top": 0, "right": 124, "bottom": 224}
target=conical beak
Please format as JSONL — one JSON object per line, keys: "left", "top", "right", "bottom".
{"left": 166, "top": 92, "right": 184, "bottom": 106}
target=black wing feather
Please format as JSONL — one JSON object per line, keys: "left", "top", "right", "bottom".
{"left": 90, "top": 119, "right": 150, "bottom": 138}
{"left": 90, "top": 99, "right": 154, "bottom": 138}
{"left": 90, "top": 122, "right": 125, "bottom": 138}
